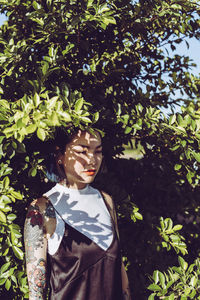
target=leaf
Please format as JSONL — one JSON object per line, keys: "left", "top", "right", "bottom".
{"left": 80, "top": 117, "right": 92, "bottom": 123}
{"left": 93, "top": 112, "right": 99, "bottom": 122}
{"left": 5, "top": 279, "right": 11, "bottom": 291}
{"left": 153, "top": 270, "right": 159, "bottom": 284}
{"left": 148, "top": 294, "right": 156, "bottom": 300}
{"left": 0, "top": 278, "right": 6, "bottom": 286}
{"left": 7, "top": 214, "right": 17, "bottom": 221}
{"left": 125, "top": 126, "right": 132, "bottom": 134}
{"left": 169, "top": 114, "right": 176, "bottom": 125}
{"left": 26, "top": 123, "right": 37, "bottom": 134}
{"left": 158, "top": 271, "right": 166, "bottom": 289}
{"left": 32, "top": 1, "right": 41, "bottom": 10}
{"left": 49, "top": 112, "right": 59, "bottom": 126}
{"left": 190, "top": 276, "right": 197, "bottom": 287}
{"left": 33, "top": 93, "right": 40, "bottom": 107}
{"left": 37, "top": 128, "right": 46, "bottom": 141}
{"left": 174, "top": 164, "right": 182, "bottom": 171}
{"left": 12, "top": 246, "right": 24, "bottom": 260}
{"left": 0, "top": 262, "right": 11, "bottom": 274}
{"left": 87, "top": 0, "right": 94, "bottom": 7}
{"left": 178, "top": 256, "right": 188, "bottom": 271}
{"left": 134, "top": 212, "right": 143, "bottom": 220}
{"left": 75, "top": 98, "right": 84, "bottom": 112}
{"left": 3, "top": 176, "right": 10, "bottom": 189}
{"left": 192, "top": 151, "right": 200, "bottom": 163}
{"left": 101, "top": 16, "right": 116, "bottom": 25}
{"left": 168, "top": 293, "right": 175, "bottom": 300}
{"left": 10, "top": 190, "right": 23, "bottom": 200}
{"left": 0, "top": 211, "right": 7, "bottom": 223}
{"left": 61, "top": 112, "right": 71, "bottom": 122}
{"left": 173, "top": 225, "right": 183, "bottom": 231}
{"left": 11, "top": 275, "right": 17, "bottom": 285}
{"left": 147, "top": 283, "right": 162, "bottom": 291}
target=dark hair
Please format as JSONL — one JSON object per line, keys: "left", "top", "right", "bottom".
{"left": 44, "top": 128, "right": 76, "bottom": 182}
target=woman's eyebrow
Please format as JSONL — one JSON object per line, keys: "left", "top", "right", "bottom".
{"left": 76, "top": 144, "right": 102, "bottom": 149}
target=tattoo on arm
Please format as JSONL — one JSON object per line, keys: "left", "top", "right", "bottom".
{"left": 24, "top": 203, "right": 47, "bottom": 299}
{"left": 44, "top": 201, "right": 56, "bottom": 218}
{"left": 24, "top": 204, "right": 45, "bottom": 263}
{"left": 28, "top": 258, "right": 46, "bottom": 300}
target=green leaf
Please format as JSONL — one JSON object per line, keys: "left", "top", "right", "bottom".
{"left": 7, "top": 214, "right": 17, "bottom": 221}
{"left": 33, "top": 93, "right": 40, "bottom": 107}
{"left": 173, "top": 224, "right": 183, "bottom": 231}
{"left": 12, "top": 246, "right": 24, "bottom": 260}
{"left": 10, "top": 190, "right": 23, "bottom": 200}
{"left": 32, "top": 1, "right": 41, "bottom": 10}
{"left": 134, "top": 212, "right": 143, "bottom": 220}
{"left": 61, "top": 112, "right": 71, "bottom": 122}
{"left": 87, "top": 0, "right": 94, "bottom": 7}
{"left": 190, "top": 276, "right": 197, "bottom": 287}
{"left": 168, "top": 293, "right": 175, "bottom": 300}
{"left": 93, "top": 112, "right": 99, "bottom": 122}
{"left": 80, "top": 117, "right": 92, "bottom": 123}
{"left": 49, "top": 112, "right": 59, "bottom": 126}
{"left": 148, "top": 294, "right": 156, "bottom": 300}
{"left": 0, "top": 211, "right": 7, "bottom": 223}
{"left": 3, "top": 176, "right": 10, "bottom": 189}
{"left": 158, "top": 271, "right": 165, "bottom": 289}
{"left": 0, "top": 278, "right": 6, "bottom": 286}
{"left": 192, "top": 151, "right": 200, "bottom": 162}
{"left": 0, "top": 262, "right": 11, "bottom": 274}
{"left": 11, "top": 275, "right": 18, "bottom": 285}
{"left": 169, "top": 114, "right": 176, "bottom": 125}
{"left": 37, "top": 128, "right": 46, "bottom": 141}
{"left": 153, "top": 270, "right": 159, "bottom": 284}
{"left": 178, "top": 256, "right": 188, "bottom": 271}
{"left": 26, "top": 123, "right": 37, "bottom": 134}
{"left": 125, "top": 126, "right": 132, "bottom": 134}
{"left": 174, "top": 164, "right": 182, "bottom": 171}
{"left": 148, "top": 283, "right": 162, "bottom": 291}
{"left": 75, "top": 98, "right": 84, "bottom": 112}
{"left": 5, "top": 279, "right": 11, "bottom": 291}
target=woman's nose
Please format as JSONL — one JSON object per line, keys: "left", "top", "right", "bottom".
{"left": 87, "top": 153, "right": 95, "bottom": 165}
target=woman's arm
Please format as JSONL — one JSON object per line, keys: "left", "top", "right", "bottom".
{"left": 24, "top": 199, "right": 48, "bottom": 300}
{"left": 121, "top": 262, "right": 132, "bottom": 300}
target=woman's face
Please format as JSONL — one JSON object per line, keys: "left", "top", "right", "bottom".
{"left": 59, "top": 130, "right": 103, "bottom": 189}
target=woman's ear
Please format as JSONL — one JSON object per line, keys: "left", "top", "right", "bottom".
{"left": 55, "top": 149, "right": 65, "bottom": 180}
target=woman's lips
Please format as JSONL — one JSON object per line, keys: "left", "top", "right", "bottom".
{"left": 84, "top": 170, "right": 96, "bottom": 176}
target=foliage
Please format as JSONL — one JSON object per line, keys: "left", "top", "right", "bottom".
{"left": 148, "top": 256, "right": 200, "bottom": 299}
{"left": 0, "top": 0, "right": 200, "bottom": 298}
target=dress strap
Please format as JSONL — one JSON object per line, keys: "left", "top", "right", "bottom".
{"left": 100, "top": 191, "right": 120, "bottom": 240}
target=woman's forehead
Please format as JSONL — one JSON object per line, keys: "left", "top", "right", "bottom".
{"left": 70, "top": 130, "right": 101, "bottom": 146}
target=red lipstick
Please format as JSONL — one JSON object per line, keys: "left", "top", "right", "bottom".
{"left": 84, "top": 169, "right": 96, "bottom": 176}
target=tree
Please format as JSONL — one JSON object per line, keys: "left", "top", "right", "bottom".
{"left": 0, "top": 0, "right": 200, "bottom": 298}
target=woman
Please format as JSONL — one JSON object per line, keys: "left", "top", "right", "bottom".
{"left": 24, "top": 129, "right": 131, "bottom": 300}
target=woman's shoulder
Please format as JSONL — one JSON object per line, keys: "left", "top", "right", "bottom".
{"left": 26, "top": 196, "right": 56, "bottom": 223}
{"left": 25, "top": 196, "right": 56, "bottom": 238}
{"left": 99, "top": 190, "right": 114, "bottom": 210}
{"left": 27, "top": 196, "right": 49, "bottom": 213}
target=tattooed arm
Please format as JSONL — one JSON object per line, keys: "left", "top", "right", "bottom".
{"left": 121, "top": 262, "right": 132, "bottom": 300}
{"left": 24, "top": 198, "right": 56, "bottom": 300}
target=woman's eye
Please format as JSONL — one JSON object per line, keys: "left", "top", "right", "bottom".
{"left": 76, "top": 151, "right": 87, "bottom": 154}
{"left": 96, "top": 150, "right": 102, "bottom": 154}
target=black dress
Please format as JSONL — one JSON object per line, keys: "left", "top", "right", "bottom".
{"left": 48, "top": 197, "right": 123, "bottom": 300}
